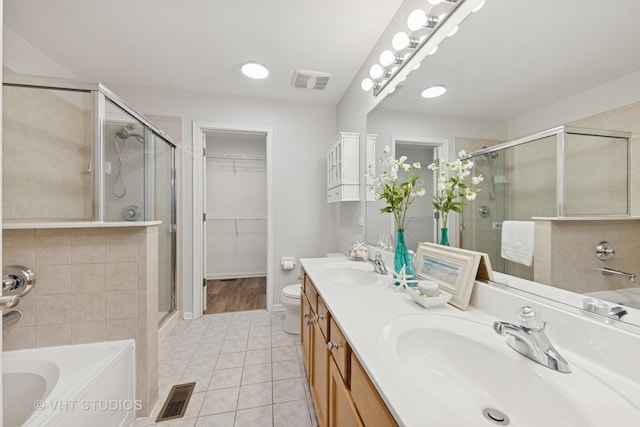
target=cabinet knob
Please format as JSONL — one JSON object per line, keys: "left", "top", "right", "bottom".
{"left": 327, "top": 342, "right": 340, "bottom": 350}
{"left": 317, "top": 313, "right": 325, "bottom": 320}
{"left": 303, "top": 313, "right": 309, "bottom": 319}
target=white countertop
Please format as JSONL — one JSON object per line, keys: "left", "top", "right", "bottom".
{"left": 300, "top": 257, "right": 640, "bottom": 427}
{"left": 300, "top": 257, "right": 498, "bottom": 427}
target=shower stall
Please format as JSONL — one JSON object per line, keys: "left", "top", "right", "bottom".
{"left": 2, "top": 76, "right": 177, "bottom": 325}
{"left": 460, "top": 126, "right": 630, "bottom": 279}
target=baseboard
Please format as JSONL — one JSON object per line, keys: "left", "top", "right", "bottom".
{"left": 159, "top": 311, "right": 178, "bottom": 342}
{"left": 206, "top": 272, "right": 266, "bottom": 280}
{"left": 183, "top": 312, "right": 194, "bottom": 320}
{"left": 271, "top": 303, "right": 285, "bottom": 312}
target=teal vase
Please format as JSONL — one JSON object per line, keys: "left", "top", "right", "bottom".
{"left": 440, "top": 227, "right": 450, "bottom": 246}
{"left": 394, "top": 229, "right": 414, "bottom": 286}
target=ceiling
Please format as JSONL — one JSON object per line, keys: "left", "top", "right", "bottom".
{"left": 4, "top": 0, "right": 404, "bottom": 105}
{"left": 377, "top": 0, "right": 640, "bottom": 120}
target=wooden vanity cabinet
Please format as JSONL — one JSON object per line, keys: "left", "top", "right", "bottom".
{"left": 301, "top": 269, "right": 398, "bottom": 427}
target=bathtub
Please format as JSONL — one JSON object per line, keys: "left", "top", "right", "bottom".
{"left": 3, "top": 339, "right": 136, "bottom": 427}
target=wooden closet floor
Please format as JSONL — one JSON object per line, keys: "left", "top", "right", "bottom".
{"left": 205, "top": 277, "right": 266, "bottom": 314}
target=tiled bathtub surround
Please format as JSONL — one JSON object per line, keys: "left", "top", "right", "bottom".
{"left": 2, "top": 225, "right": 159, "bottom": 416}
{"left": 134, "top": 310, "right": 318, "bottom": 427}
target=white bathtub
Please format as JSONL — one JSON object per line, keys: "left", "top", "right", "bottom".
{"left": 3, "top": 339, "right": 136, "bottom": 427}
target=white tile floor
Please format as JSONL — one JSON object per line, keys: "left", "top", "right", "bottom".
{"left": 134, "top": 310, "right": 319, "bottom": 427}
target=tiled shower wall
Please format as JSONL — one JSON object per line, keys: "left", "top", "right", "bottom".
{"left": 3, "top": 86, "right": 92, "bottom": 220}
{"left": 534, "top": 220, "right": 640, "bottom": 294}
{"left": 2, "top": 225, "right": 159, "bottom": 416}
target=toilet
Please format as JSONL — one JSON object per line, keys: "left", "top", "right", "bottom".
{"left": 281, "top": 283, "right": 302, "bottom": 334}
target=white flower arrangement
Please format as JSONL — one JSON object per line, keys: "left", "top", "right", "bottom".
{"left": 367, "top": 145, "right": 426, "bottom": 230}
{"left": 427, "top": 150, "right": 483, "bottom": 229}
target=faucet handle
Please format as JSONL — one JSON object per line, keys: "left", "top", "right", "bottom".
{"left": 516, "top": 306, "right": 544, "bottom": 330}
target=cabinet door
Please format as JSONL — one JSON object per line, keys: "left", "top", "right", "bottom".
{"left": 310, "top": 320, "right": 329, "bottom": 427}
{"left": 351, "top": 354, "right": 398, "bottom": 427}
{"left": 301, "top": 294, "right": 312, "bottom": 377}
{"left": 328, "top": 356, "right": 363, "bottom": 427}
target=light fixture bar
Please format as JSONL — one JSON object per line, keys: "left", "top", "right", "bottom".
{"left": 372, "top": 0, "right": 466, "bottom": 96}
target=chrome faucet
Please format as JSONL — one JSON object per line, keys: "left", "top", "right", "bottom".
{"left": 364, "top": 252, "right": 388, "bottom": 275}
{"left": 583, "top": 298, "right": 628, "bottom": 320}
{"left": 599, "top": 267, "right": 636, "bottom": 282}
{"left": 493, "top": 306, "right": 571, "bottom": 373}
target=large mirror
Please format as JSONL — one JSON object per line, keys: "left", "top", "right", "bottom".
{"left": 366, "top": 0, "right": 640, "bottom": 327}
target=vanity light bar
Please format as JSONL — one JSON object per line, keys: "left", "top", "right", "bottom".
{"left": 361, "top": 0, "right": 484, "bottom": 98}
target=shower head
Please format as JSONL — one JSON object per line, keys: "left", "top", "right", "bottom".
{"left": 115, "top": 124, "right": 144, "bottom": 143}
{"left": 484, "top": 152, "right": 499, "bottom": 160}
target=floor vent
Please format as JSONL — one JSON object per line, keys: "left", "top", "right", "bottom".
{"left": 156, "top": 382, "right": 196, "bottom": 422}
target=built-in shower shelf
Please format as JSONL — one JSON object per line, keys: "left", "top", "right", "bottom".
{"left": 2, "top": 220, "right": 162, "bottom": 229}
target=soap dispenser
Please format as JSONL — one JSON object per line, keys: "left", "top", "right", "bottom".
{"left": 406, "top": 250, "right": 417, "bottom": 287}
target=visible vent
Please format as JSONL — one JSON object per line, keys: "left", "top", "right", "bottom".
{"left": 292, "top": 70, "right": 331, "bottom": 90}
{"left": 156, "top": 382, "right": 196, "bottom": 422}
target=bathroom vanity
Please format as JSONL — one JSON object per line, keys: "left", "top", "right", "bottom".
{"left": 300, "top": 257, "right": 640, "bottom": 427}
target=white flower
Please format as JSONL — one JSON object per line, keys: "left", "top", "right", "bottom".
{"left": 457, "top": 150, "right": 467, "bottom": 158}
{"left": 383, "top": 145, "right": 391, "bottom": 154}
{"left": 416, "top": 188, "right": 426, "bottom": 196}
{"left": 464, "top": 188, "right": 477, "bottom": 200}
{"left": 471, "top": 175, "right": 484, "bottom": 185}
{"left": 398, "top": 155, "right": 407, "bottom": 164}
{"left": 413, "top": 162, "right": 421, "bottom": 169}
{"left": 427, "top": 162, "right": 438, "bottom": 171}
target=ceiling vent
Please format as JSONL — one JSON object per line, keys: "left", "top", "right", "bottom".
{"left": 292, "top": 70, "right": 331, "bottom": 90}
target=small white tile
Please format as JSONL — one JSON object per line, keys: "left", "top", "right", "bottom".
{"left": 199, "top": 388, "right": 239, "bottom": 416}
{"left": 208, "top": 367, "right": 243, "bottom": 390}
{"left": 272, "top": 360, "right": 302, "bottom": 381}
{"left": 271, "top": 334, "right": 296, "bottom": 348}
{"left": 244, "top": 348, "right": 271, "bottom": 366}
{"left": 272, "top": 346, "right": 297, "bottom": 362}
{"left": 194, "top": 412, "right": 235, "bottom": 427}
{"left": 237, "top": 382, "right": 273, "bottom": 410}
{"left": 242, "top": 363, "right": 273, "bottom": 385}
{"left": 215, "top": 351, "right": 246, "bottom": 370}
{"left": 193, "top": 340, "right": 224, "bottom": 357}
{"left": 247, "top": 335, "right": 271, "bottom": 350}
{"left": 273, "top": 400, "right": 312, "bottom": 427}
{"left": 273, "top": 378, "right": 306, "bottom": 404}
{"left": 234, "top": 405, "right": 273, "bottom": 427}
{"left": 220, "top": 338, "right": 248, "bottom": 353}
{"left": 184, "top": 355, "right": 218, "bottom": 374}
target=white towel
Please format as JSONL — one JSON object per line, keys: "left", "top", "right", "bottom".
{"left": 501, "top": 221, "right": 535, "bottom": 267}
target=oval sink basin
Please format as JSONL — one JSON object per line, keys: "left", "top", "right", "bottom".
{"left": 379, "top": 314, "right": 638, "bottom": 426}
{"left": 318, "top": 262, "right": 378, "bottom": 285}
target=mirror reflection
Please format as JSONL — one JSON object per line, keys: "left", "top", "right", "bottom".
{"left": 365, "top": 0, "right": 640, "bottom": 327}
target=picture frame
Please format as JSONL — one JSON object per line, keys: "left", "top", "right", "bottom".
{"left": 414, "top": 242, "right": 490, "bottom": 310}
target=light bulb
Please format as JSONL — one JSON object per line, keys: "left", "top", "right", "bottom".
{"left": 361, "top": 78, "right": 374, "bottom": 92}
{"left": 241, "top": 62, "right": 269, "bottom": 79}
{"left": 428, "top": 0, "right": 443, "bottom": 4}
{"left": 413, "top": 63, "right": 421, "bottom": 71}
{"left": 421, "top": 85, "right": 447, "bottom": 98}
{"left": 473, "top": 0, "right": 486, "bottom": 12}
{"left": 427, "top": 46, "right": 439, "bottom": 56}
{"left": 379, "top": 50, "right": 396, "bottom": 67}
{"left": 447, "top": 26, "right": 459, "bottom": 37}
{"left": 369, "top": 64, "right": 384, "bottom": 79}
{"left": 407, "top": 9, "right": 427, "bottom": 31}
{"left": 392, "top": 32, "right": 410, "bottom": 50}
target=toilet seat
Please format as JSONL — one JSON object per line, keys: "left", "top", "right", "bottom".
{"left": 282, "top": 284, "right": 301, "bottom": 299}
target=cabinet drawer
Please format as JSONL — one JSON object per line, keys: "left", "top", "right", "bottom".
{"left": 303, "top": 274, "right": 318, "bottom": 313}
{"left": 317, "top": 297, "right": 330, "bottom": 340}
{"left": 351, "top": 354, "right": 398, "bottom": 427}
{"left": 329, "top": 318, "right": 350, "bottom": 384}
{"left": 327, "top": 184, "right": 359, "bottom": 203}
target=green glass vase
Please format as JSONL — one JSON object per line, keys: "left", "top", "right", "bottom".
{"left": 440, "top": 227, "right": 450, "bottom": 246}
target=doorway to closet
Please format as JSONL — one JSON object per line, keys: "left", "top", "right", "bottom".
{"left": 203, "top": 130, "right": 267, "bottom": 314}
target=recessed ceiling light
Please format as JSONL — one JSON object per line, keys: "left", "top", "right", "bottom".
{"left": 241, "top": 61, "right": 269, "bottom": 79}
{"left": 421, "top": 84, "right": 447, "bottom": 98}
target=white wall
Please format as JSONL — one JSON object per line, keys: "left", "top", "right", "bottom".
{"left": 106, "top": 84, "right": 337, "bottom": 313}
{"left": 4, "top": 28, "right": 337, "bottom": 316}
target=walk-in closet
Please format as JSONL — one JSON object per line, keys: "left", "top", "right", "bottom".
{"left": 204, "top": 130, "right": 267, "bottom": 313}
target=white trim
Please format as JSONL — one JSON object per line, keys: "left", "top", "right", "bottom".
{"left": 158, "top": 311, "right": 179, "bottom": 342}
{"left": 183, "top": 312, "right": 194, "bottom": 320}
{"left": 192, "top": 121, "right": 274, "bottom": 319}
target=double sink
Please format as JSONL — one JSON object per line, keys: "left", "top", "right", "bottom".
{"left": 306, "top": 259, "right": 640, "bottom": 426}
